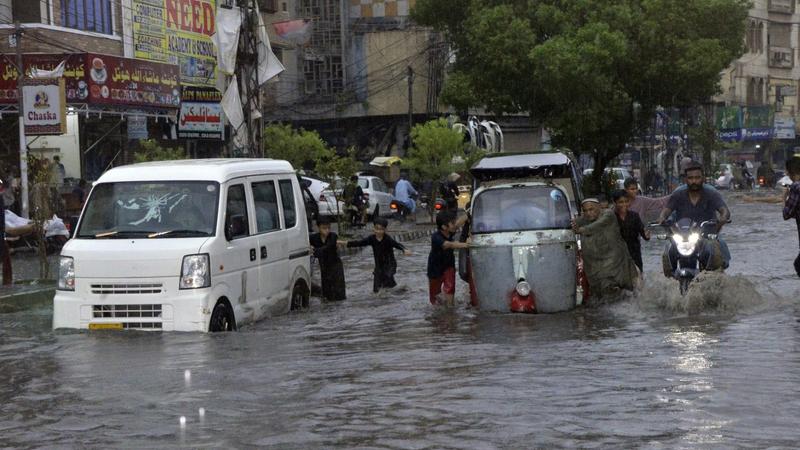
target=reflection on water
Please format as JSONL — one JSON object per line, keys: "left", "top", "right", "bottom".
{"left": 1, "top": 196, "right": 799, "bottom": 447}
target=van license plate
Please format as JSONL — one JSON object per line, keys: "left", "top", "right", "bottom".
{"left": 89, "top": 323, "right": 123, "bottom": 330}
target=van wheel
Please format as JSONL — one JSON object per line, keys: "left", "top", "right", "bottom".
{"left": 209, "top": 302, "right": 235, "bottom": 332}
{"left": 290, "top": 283, "right": 309, "bottom": 311}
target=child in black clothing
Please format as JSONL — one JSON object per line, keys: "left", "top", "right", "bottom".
{"left": 345, "top": 217, "right": 411, "bottom": 293}
{"left": 309, "top": 217, "right": 347, "bottom": 301}
{"left": 613, "top": 189, "right": 650, "bottom": 272}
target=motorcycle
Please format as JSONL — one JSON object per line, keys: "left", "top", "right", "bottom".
{"left": 390, "top": 199, "right": 412, "bottom": 222}
{"left": 649, "top": 219, "right": 724, "bottom": 296}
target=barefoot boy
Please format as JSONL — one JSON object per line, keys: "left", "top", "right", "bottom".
{"left": 345, "top": 217, "right": 411, "bottom": 293}
{"left": 428, "top": 210, "right": 469, "bottom": 307}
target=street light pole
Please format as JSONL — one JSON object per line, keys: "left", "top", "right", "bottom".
{"left": 14, "top": 21, "right": 29, "bottom": 218}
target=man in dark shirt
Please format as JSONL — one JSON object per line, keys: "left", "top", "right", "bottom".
{"left": 439, "top": 173, "right": 460, "bottom": 212}
{"left": 657, "top": 161, "right": 731, "bottom": 275}
{"left": 782, "top": 156, "right": 800, "bottom": 277}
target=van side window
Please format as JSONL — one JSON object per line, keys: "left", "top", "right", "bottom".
{"left": 252, "top": 180, "right": 280, "bottom": 233}
{"left": 278, "top": 179, "right": 296, "bottom": 228}
{"left": 225, "top": 184, "right": 250, "bottom": 238}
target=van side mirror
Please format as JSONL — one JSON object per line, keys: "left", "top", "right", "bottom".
{"left": 225, "top": 214, "right": 246, "bottom": 241}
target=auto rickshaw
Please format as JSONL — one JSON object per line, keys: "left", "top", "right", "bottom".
{"left": 462, "top": 152, "right": 587, "bottom": 313}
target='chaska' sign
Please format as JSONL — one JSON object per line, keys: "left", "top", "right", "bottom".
{"left": 22, "top": 78, "right": 66, "bottom": 135}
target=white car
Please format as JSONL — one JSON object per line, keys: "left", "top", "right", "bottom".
{"left": 302, "top": 176, "right": 346, "bottom": 217}
{"left": 582, "top": 167, "right": 638, "bottom": 190}
{"left": 54, "top": 159, "right": 312, "bottom": 332}
{"left": 358, "top": 175, "right": 394, "bottom": 217}
{"left": 777, "top": 175, "right": 793, "bottom": 188}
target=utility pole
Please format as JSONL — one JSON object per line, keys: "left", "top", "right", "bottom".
{"left": 407, "top": 65, "right": 414, "bottom": 133}
{"left": 14, "top": 22, "right": 29, "bottom": 218}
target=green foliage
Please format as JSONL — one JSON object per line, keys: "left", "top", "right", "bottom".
{"left": 414, "top": 0, "right": 749, "bottom": 193}
{"left": 133, "top": 139, "right": 186, "bottom": 163}
{"left": 263, "top": 124, "right": 331, "bottom": 171}
{"left": 404, "top": 118, "right": 468, "bottom": 184}
{"left": 688, "top": 106, "right": 721, "bottom": 174}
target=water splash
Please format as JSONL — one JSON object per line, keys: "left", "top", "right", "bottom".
{"left": 636, "top": 272, "right": 764, "bottom": 315}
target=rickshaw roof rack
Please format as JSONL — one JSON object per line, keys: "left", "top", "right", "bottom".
{"left": 470, "top": 151, "right": 574, "bottom": 182}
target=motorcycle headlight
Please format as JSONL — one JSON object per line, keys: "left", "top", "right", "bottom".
{"left": 673, "top": 233, "right": 700, "bottom": 257}
{"left": 515, "top": 280, "right": 531, "bottom": 297}
{"left": 58, "top": 256, "right": 75, "bottom": 291}
{"left": 180, "top": 254, "right": 210, "bottom": 289}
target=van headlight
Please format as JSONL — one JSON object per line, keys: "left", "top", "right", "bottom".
{"left": 58, "top": 256, "right": 75, "bottom": 291}
{"left": 180, "top": 254, "right": 210, "bottom": 289}
{"left": 515, "top": 280, "right": 531, "bottom": 297}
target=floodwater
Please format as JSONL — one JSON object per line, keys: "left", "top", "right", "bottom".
{"left": 1, "top": 195, "right": 799, "bottom": 448}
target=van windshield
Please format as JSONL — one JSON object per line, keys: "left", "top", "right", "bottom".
{"left": 77, "top": 181, "right": 219, "bottom": 239}
{"left": 471, "top": 185, "right": 571, "bottom": 233}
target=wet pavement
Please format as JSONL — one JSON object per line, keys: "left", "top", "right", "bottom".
{"left": 1, "top": 194, "right": 799, "bottom": 448}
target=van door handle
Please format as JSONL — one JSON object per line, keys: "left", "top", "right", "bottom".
{"left": 250, "top": 248, "right": 256, "bottom": 261}
{"left": 260, "top": 246, "right": 268, "bottom": 260}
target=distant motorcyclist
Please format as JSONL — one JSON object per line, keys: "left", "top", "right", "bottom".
{"left": 393, "top": 173, "right": 418, "bottom": 214}
{"left": 440, "top": 173, "right": 460, "bottom": 212}
{"left": 657, "top": 161, "right": 731, "bottom": 276}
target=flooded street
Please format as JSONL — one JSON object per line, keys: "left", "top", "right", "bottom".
{"left": 1, "top": 195, "right": 799, "bottom": 448}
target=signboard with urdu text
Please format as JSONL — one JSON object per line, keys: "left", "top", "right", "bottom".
{"left": 178, "top": 87, "right": 223, "bottom": 139}
{"left": 0, "top": 54, "right": 180, "bottom": 109}
{"left": 22, "top": 78, "right": 66, "bottom": 135}
{"left": 132, "top": 0, "right": 217, "bottom": 87}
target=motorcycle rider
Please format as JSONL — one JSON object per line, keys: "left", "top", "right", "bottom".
{"left": 657, "top": 161, "right": 731, "bottom": 276}
{"left": 393, "top": 173, "right": 418, "bottom": 215}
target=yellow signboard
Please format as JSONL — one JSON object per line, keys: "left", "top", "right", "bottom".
{"left": 132, "top": 0, "right": 217, "bottom": 87}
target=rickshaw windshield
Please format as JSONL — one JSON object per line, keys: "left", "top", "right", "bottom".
{"left": 471, "top": 185, "right": 571, "bottom": 234}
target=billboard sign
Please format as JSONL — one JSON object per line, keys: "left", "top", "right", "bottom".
{"left": 774, "top": 115, "right": 796, "bottom": 140}
{"left": 132, "top": 0, "right": 217, "bottom": 87}
{"left": 23, "top": 78, "right": 66, "bottom": 135}
{"left": 0, "top": 54, "right": 86, "bottom": 104}
{"left": 85, "top": 53, "right": 180, "bottom": 108}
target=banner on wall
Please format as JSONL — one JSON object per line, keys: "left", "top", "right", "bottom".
{"left": 132, "top": 0, "right": 217, "bottom": 87}
{"left": 22, "top": 78, "right": 66, "bottom": 135}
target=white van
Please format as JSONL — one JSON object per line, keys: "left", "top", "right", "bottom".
{"left": 53, "top": 159, "right": 311, "bottom": 332}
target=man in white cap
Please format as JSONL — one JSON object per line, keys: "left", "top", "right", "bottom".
{"left": 572, "top": 198, "right": 639, "bottom": 296}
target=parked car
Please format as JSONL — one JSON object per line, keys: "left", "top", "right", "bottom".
{"left": 582, "top": 167, "right": 638, "bottom": 191}
{"left": 302, "top": 176, "right": 346, "bottom": 217}
{"left": 357, "top": 175, "right": 394, "bottom": 218}
{"left": 53, "top": 159, "right": 312, "bottom": 332}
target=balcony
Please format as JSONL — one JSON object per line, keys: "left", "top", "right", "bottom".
{"left": 768, "top": 0, "right": 794, "bottom": 14}
{"left": 769, "top": 46, "right": 794, "bottom": 69}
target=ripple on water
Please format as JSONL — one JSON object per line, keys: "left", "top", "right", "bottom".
{"left": 635, "top": 272, "right": 765, "bottom": 315}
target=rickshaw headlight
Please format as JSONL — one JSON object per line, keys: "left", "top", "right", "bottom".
{"left": 515, "top": 281, "right": 531, "bottom": 297}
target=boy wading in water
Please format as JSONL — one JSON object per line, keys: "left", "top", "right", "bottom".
{"left": 428, "top": 210, "right": 470, "bottom": 307}
{"left": 612, "top": 189, "right": 650, "bottom": 272}
{"left": 309, "top": 217, "right": 347, "bottom": 302}
{"left": 345, "top": 217, "right": 411, "bottom": 293}
{"left": 783, "top": 156, "right": 800, "bottom": 277}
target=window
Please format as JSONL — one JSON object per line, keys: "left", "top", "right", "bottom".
{"left": 60, "top": 0, "right": 113, "bottom": 34}
{"left": 252, "top": 180, "right": 280, "bottom": 233}
{"left": 76, "top": 181, "right": 219, "bottom": 238}
{"left": 472, "top": 186, "right": 572, "bottom": 233}
{"left": 278, "top": 179, "right": 297, "bottom": 228}
{"left": 225, "top": 185, "right": 250, "bottom": 239}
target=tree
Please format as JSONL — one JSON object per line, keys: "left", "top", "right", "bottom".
{"left": 263, "top": 124, "right": 331, "bottom": 171}
{"left": 414, "top": 0, "right": 749, "bottom": 194}
{"left": 404, "top": 118, "right": 468, "bottom": 218}
{"left": 315, "top": 147, "right": 360, "bottom": 233}
{"left": 133, "top": 139, "right": 186, "bottom": 162}
{"left": 688, "top": 105, "right": 721, "bottom": 175}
